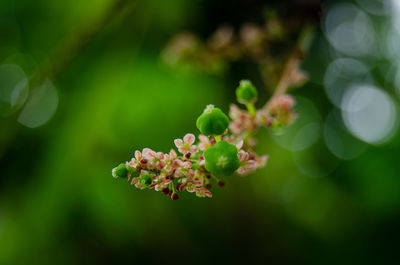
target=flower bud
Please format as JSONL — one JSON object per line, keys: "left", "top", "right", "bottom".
{"left": 140, "top": 173, "right": 152, "bottom": 186}
{"left": 162, "top": 187, "right": 170, "bottom": 195}
{"left": 236, "top": 79, "right": 257, "bottom": 104}
{"left": 204, "top": 141, "right": 240, "bottom": 177}
{"left": 196, "top": 105, "right": 229, "bottom": 136}
{"left": 112, "top": 163, "right": 128, "bottom": 179}
{"left": 171, "top": 193, "right": 179, "bottom": 200}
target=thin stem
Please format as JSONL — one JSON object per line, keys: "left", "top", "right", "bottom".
{"left": 171, "top": 182, "right": 176, "bottom": 194}
{"left": 211, "top": 174, "right": 221, "bottom": 183}
{"left": 246, "top": 103, "right": 257, "bottom": 117}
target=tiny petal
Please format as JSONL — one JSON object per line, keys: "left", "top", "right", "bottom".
{"left": 183, "top": 161, "right": 192, "bottom": 169}
{"left": 170, "top": 149, "right": 177, "bottom": 158}
{"left": 164, "top": 179, "right": 173, "bottom": 185}
{"left": 236, "top": 140, "right": 244, "bottom": 150}
{"left": 199, "top": 135, "right": 210, "bottom": 144}
{"left": 199, "top": 143, "right": 206, "bottom": 151}
{"left": 184, "top": 133, "right": 195, "bottom": 145}
{"left": 143, "top": 148, "right": 156, "bottom": 159}
{"left": 178, "top": 147, "right": 188, "bottom": 154}
{"left": 174, "top": 170, "right": 182, "bottom": 178}
{"left": 238, "top": 150, "right": 249, "bottom": 161}
{"left": 257, "top": 155, "right": 268, "bottom": 167}
{"left": 174, "top": 159, "right": 184, "bottom": 167}
{"left": 187, "top": 169, "right": 195, "bottom": 177}
{"left": 190, "top": 145, "right": 198, "bottom": 153}
{"left": 174, "top": 139, "right": 183, "bottom": 148}
{"left": 135, "top": 150, "right": 141, "bottom": 160}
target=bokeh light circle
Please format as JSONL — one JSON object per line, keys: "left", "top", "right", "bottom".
{"left": 341, "top": 84, "right": 398, "bottom": 144}
{"left": 324, "top": 58, "right": 372, "bottom": 108}
{"left": 0, "top": 64, "right": 29, "bottom": 114}
{"left": 324, "top": 3, "right": 375, "bottom": 57}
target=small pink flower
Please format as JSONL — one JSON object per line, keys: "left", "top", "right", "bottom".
{"left": 192, "top": 177, "right": 203, "bottom": 187}
{"left": 256, "top": 155, "right": 268, "bottom": 167}
{"left": 229, "top": 104, "right": 256, "bottom": 134}
{"left": 169, "top": 149, "right": 178, "bottom": 158}
{"left": 174, "top": 133, "right": 198, "bottom": 154}
{"left": 198, "top": 135, "right": 212, "bottom": 151}
{"left": 127, "top": 150, "right": 142, "bottom": 170}
{"left": 130, "top": 177, "right": 139, "bottom": 185}
{"left": 265, "top": 95, "right": 297, "bottom": 126}
{"left": 142, "top": 148, "right": 156, "bottom": 160}
{"left": 236, "top": 154, "right": 268, "bottom": 175}
{"left": 255, "top": 110, "right": 272, "bottom": 127}
{"left": 174, "top": 160, "right": 194, "bottom": 178}
{"left": 174, "top": 167, "right": 195, "bottom": 178}
{"left": 183, "top": 161, "right": 192, "bottom": 169}
{"left": 142, "top": 148, "right": 165, "bottom": 170}
{"left": 269, "top": 95, "right": 295, "bottom": 111}
{"left": 194, "top": 187, "right": 212, "bottom": 198}
{"left": 238, "top": 150, "right": 249, "bottom": 162}
{"left": 154, "top": 173, "right": 172, "bottom": 191}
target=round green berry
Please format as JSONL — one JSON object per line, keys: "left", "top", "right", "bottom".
{"left": 140, "top": 173, "right": 152, "bottom": 186}
{"left": 236, "top": 79, "right": 257, "bottom": 104}
{"left": 196, "top": 105, "right": 229, "bottom": 136}
{"left": 204, "top": 141, "right": 240, "bottom": 177}
{"left": 112, "top": 163, "right": 128, "bottom": 179}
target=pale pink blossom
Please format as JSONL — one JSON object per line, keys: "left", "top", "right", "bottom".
{"left": 174, "top": 160, "right": 194, "bottom": 178}
{"left": 268, "top": 95, "right": 295, "bottom": 111}
{"left": 238, "top": 150, "right": 249, "bottom": 162}
{"left": 194, "top": 187, "right": 212, "bottom": 198}
{"left": 142, "top": 148, "right": 156, "bottom": 160}
{"left": 255, "top": 110, "right": 272, "bottom": 127}
{"left": 229, "top": 104, "right": 256, "bottom": 134}
{"left": 174, "top": 133, "right": 198, "bottom": 154}
{"left": 198, "top": 135, "right": 213, "bottom": 151}
{"left": 127, "top": 150, "right": 142, "bottom": 170}
{"left": 154, "top": 173, "right": 172, "bottom": 191}
{"left": 237, "top": 154, "right": 268, "bottom": 175}
{"left": 142, "top": 148, "right": 165, "bottom": 170}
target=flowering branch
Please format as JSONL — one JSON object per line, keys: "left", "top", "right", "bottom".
{"left": 112, "top": 80, "right": 297, "bottom": 200}
{"left": 112, "top": 20, "right": 314, "bottom": 200}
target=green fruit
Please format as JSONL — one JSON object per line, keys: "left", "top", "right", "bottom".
{"left": 112, "top": 163, "right": 128, "bottom": 178}
{"left": 140, "top": 173, "right": 152, "bottom": 186}
{"left": 236, "top": 79, "right": 257, "bottom": 104}
{"left": 204, "top": 141, "right": 240, "bottom": 177}
{"left": 196, "top": 105, "right": 229, "bottom": 135}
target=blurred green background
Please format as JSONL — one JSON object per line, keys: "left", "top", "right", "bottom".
{"left": 1, "top": 0, "right": 400, "bottom": 264}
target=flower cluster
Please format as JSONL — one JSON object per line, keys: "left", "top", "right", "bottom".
{"left": 112, "top": 80, "right": 296, "bottom": 200}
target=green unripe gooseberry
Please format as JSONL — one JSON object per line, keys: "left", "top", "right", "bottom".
{"left": 113, "top": 163, "right": 128, "bottom": 179}
{"left": 204, "top": 141, "right": 240, "bottom": 177}
{"left": 236, "top": 79, "right": 258, "bottom": 104}
{"left": 196, "top": 105, "right": 229, "bottom": 136}
{"left": 140, "top": 173, "right": 152, "bottom": 186}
